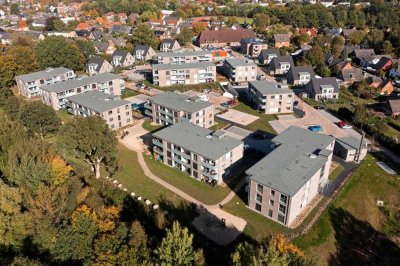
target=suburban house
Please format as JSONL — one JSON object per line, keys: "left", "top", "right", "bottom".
{"left": 87, "top": 57, "right": 113, "bottom": 76}
{"left": 196, "top": 28, "right": 256, "bottom": 48}
{"left": 375, "top": 79, "right": 395, "bottom": 95}
{"left": 40, "top": 73, "right": 124, "bottom": 110}
{"left": 389, "top": 61, "right": 400, "bottom": 78}
{"left": 240, "top": 38, "right": 268, "bottom": 58}
{"left": 258, "top": 48, "right": 280, "bottom": 65}
{"left": 111, "top": 50, "right": 135, "bottom": 67}
{"left": 273, "top": 33, "right": 291, "bottom": 48}
{"left": 134, "top": 45, "right": 156, "bottom": 61}
{"left": 156, "top": 51, "right": 212, "bottom": 64}
{"left": 222, "top": 58, "right": 257, "bottom": 83}
{"left": 246, "top": 126, "right": 335, "bottom": 226}
{"left": 16, "top": 67, "right": 76, "bottom": 99}
{"left": 152, "top": 62, "right": 216, "bottom": 87}
{"left": 159, "top": 39, "right": 180, "bottom": 52}
{"left": 286, "top": 66, "right": 314, "bottom": 85}
{"left": 144, "top": 92, "right": 214, "bottom": 128}
{"left": 305, "top": 77, "right": 340, "bottom": 100}
{"left": 352, "top": 49, "right": 376, "bottom": 67}
{"left": 339, "top": 68, "right": 363, "bottom": 86}
{"left": 334, "top": 137, "right": 368, "bottom": 162}
{"left": 110, "top": 25, "right": 132, "bottom": 35}
{"left": 370, "top": 56, "right": 393, "bottom": 72}
{"left": 297, "top": 27, "right": 318, "bottom": 38}
{"left": 66, "top": 91, "right": 132, "bottom": 130}
{"left": 247, "top": 81, "right": 294, "bottom": 114}
{"left": 94, "top": 42, "right": 116, "bottom": 55}
{"left": 152, "top": 121, "right": 244, "bottom": 185}
{"left": 269, "top": 56, "right": 294, "bottom": 75}
{"left": 386, "top": 99, "right": 400, "bottom": 117}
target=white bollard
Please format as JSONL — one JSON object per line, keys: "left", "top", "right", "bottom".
{"left": 145, "top": 200, "right": 151, "bottom": 205}
{"left": 130, "top": 192, "right": 136, "bottom": 197}
{"left": 137, "top": 196, "right": 142, "bottom": 201}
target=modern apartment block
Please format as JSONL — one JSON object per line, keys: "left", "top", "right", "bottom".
{"left": 156, "top": 51, "right": 212, "bottom": 64}
{"left": 152, "top": 122, "right": 244, "bottom": 184}
{"left": 66, "top": 91, "right": 133, "bottom": 130}
{"left": 222, "top": 58, "right": 257, "bottom": 83}
{"left": 247, "top": 126, "right": 335, "bottom": 227}
{"left": 240, "top": 38, "right": 268, "bottom": 58}
{"left": 152, "top": 62, "right": 216, "bottom": 87}
{"left": 40, "top": 73, "right": 124, "bottom": 110}
{"left": 144, "top": 92, "right": 214, "bottom": 128}
{"left": 247, "top": 81, "right": 294, "bottom": 114}
{"left": 16, "top": 67, "right": 75, "bottom": 98}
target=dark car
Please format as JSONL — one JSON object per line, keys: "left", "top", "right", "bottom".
{"left": 314, "top": 105, "right": 325, "bottom": 110}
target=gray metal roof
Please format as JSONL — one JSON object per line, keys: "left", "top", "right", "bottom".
{"left": 16, "top": 67, "right": 73, "bottom": 82}
{"left": 40, "top": 73, "right": 120, "bottom": 93}
{"left": 247, "top": 126, "right": 334, "bottom": 196}
{"left": 152, "top": 61, "right": 214, "bottom": 70}
{"left": 67, "top": 91, "right": 129, "bottom": 113}
{"left": 153, "top": 121, "right": 243, "bottom": 160}
{"left": 335, "top": 137, "right": 367, "bottom": 151}
{"left": 224, "top": 58, "right": 256, "bottom": 68}
{"left": 149, "top": 92, "right": 212, "bottom": 113}
{"left": 249, "top": 80, "right": 292, "bottom": 95}
{"left": 157, "top": 50, "right": 211, "bottom": 58}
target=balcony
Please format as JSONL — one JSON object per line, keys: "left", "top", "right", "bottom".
{"left": 174, "top": 148, "right": 191, "bottom": 160}
{"left": 153, "top": 146, "right": 163, "bottom": 154}
{"left": 202, "top": 170, "right": 218, "bottom": 179}
{"left": 173, "top": 156, "right": 190, "bottom": 168}
{"left": 144, "top": 110, "right": 153, "bottom": 116}
{"left": 201, "top": 160, "right": 218, "bottom": 170}
{"left": 144, "top": 103, "right": 152, "bottom": 109}
{"left": 153, "top": 139, "right": 163, "bottom": 147}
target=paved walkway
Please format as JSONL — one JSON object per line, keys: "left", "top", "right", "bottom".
{"left": 119, "top": 120, "right": 247, "bottom": 245}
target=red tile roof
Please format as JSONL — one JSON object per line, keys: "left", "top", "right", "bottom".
{"left": 196, "top": 29, "right": 256, "bottom": 45}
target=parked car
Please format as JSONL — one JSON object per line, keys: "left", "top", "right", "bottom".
{"left": 220, "top": 101, "right": 232, "bottom": 108}
{"left": 337, "top": 121, "right": 352, "bottom": 129}
{"left": 308, "top": 125, "right": 323, "bottom": 132}
{"left": 314, "top": 105, "right": 325, "bottom": 110}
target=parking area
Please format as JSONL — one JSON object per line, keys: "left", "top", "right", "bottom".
{"left": 182, "top": 90, "right": 230, "bottom": 108}
{"left": 223, "top": 126, "right": 273, "bottom": 153}
{"left": 216, "top": 109, "right": 259, "bottom": 126}
{"left": 269, "top": 97, "right": 353, "bottom": 139}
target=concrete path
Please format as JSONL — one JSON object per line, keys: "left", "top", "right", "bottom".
{"left": 119, "top": 120, "right": 247, "bottom": 245}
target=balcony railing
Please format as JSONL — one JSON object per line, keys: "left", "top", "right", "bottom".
{"left": 201, "top": 160, "right": 217, "bottom": 170}
{"left": 174, "top": 148, "right": 191, "bottom": 160}
{"left": 153, "top": 139, "right": 163, "bottom": 147}
{"left": 202, "top": 170, "right": 218, "bottom": 179}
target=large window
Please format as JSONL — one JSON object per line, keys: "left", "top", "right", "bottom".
{"left": 257, "top": 184, "right": 263, "bottom": 193}
{"left": 269, "top": 200, "right": 274, "bottom": 206}
{"left": 280, "top": 194, "right": 288, "bottom": 204}
{"left": 255, "top": 203, "right": 261, "bottom": 212}
{"left": 268, "top": 210, "right": 273, "bottom": 218}
{"left": 256, "top": 194, "right": 262, "bottom": 203}
{"left": 279, "top": 204, "right": 286, "bottom": 214}
{"left": 278, "top": 214, "right": 285, "bottom": 224}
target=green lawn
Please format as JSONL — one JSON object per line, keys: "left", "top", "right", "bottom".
{"left": 328, "top": 163, "right": 344, "bottom": 181}
{"left": 209, "top": 118, "right": 229, "bottom": 131}
{"left": 142, "top": 119, "right": 163, "bottom": 132}
{"left": 233, "top": 99, "right": 277, "bottom": 135}
{"left": 294, "top": 153, "right": 400, "bottom": 264}
{"left": 144, "top": 154, "right": 242, "bottom": 205}
{"left": 121, "top": 89, "right": 139, "bottom": 99}
{"left": 224, "top": 186, "right": 289, "bottom": 240}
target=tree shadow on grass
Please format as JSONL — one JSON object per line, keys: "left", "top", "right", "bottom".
{"left": 328, "top": 207, "right": 400, "bottom": 266}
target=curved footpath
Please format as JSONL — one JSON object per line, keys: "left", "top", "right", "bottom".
{"left": 119, "top": 121, "right": 247, "bottom": 244}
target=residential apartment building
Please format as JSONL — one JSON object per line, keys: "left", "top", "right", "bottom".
{"left": 144, "top": 92, "right": 214, "bottom": 128}
{"left": 222, "top": 58, "right": 257, "bottom": 83}
{"left": 66, "top": 91, "right": 133, "bottom": 130}
{"left": 240, "top": 38, "right": 268, "bottom": 58}
{"left": 16, "top": 67, "right": 75, "bottom": 98}
{"left": 156, "top": 51, "right": 212, "bottom": 64}
{"left": 248, "top": 81, "right": 294, "bottom": 114}
{"left": 152, "top": 62, "right": 216, "bottom": 87}
{"left": 152, "top": 122, "right": 244, "bottom": 184}
{"left": 247, "top": 126, "right": 335, "bottom": 226}
{"left": 40, "top": 73, "right": 124, "bottom": 110}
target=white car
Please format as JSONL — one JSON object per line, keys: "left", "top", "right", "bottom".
{"left": 199, "top": 95, "right": 209, "bottom": 102}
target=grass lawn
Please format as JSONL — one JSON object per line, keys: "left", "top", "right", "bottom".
{"left": 224, "top": 186, "right": 289, "bottom": 240}
{"left": 328, "top": 163, "right": 344, "bottom": 181}
{"left": 294, "top": 153, "right": 400, "bottom": 264}
{"left": 121, "top": 89, "right": 139, "bottom": 99}
{"left": 144, "top": 154, "right": 242, "bottom": 205}
{"left": 209, "top": 118, "right": 229, "bottom": 131}
{"left": 56, "top": 109, "right": 72, "bottom": 123}
{"left": 142, "top": 119, "right": 163, "bottom": 132}
{"left": 233, "top": 99, "right": 277, "bottom": 135}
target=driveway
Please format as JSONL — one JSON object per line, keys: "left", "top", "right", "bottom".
{"left": 269, "top": 97, "right": 350, "bottom": 139}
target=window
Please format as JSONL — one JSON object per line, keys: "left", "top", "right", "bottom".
{"left": 256, "top": 194, "right": 262, "bottom": 203}
{"left": 320, "top": 165, "right": 326, "bottom": 178}
{"left": 270, "top": 95, "right": 275, "bottom": 99}
{"left": 270, "top": 190, "right": 275, "bottom": 197}
{"left": 268, "top": 210, "right": 273, "bottom": 218}
{"left": 109, "top": 81, "right": 112, "bottom": 86}
{"left": 257, "top": 184, "right": 263, "bottom": 193}
{"left": 125, "top": 105, "right": 129, "bottom": 109}
{"left": 126, "top": 112, "right": 130, "bottom": 115}
{"left": 77, "top": 88, "right": 81, "bottom": 93}
{"left": 117, "top": 108, "right": 120, "bottom": 114}
{"left": 279, "top": 204, "right": 286, "bottom": 214}
{"left": 108, "top": 110, "right": 113, "bottom": 115}
{"left": 127, "top": 118, "right": 130, "bottom": 123}
{"left": 280, "top": 194, "right": 288, "bottom": 204}
{"left": 269, "top": 200, "right": 274, "bottom": 206}
{"left": 109, "top": 118, "right": 114, "bottom": 122}
{"left": 110, "top": 124, "right": 114, "bottom": 129}
{"left": 193, "top": 154, "right": 198, "bottom": 160}
{"left": 278, "top": 214, "right": 285, "bottom": 223}
{"left": 255, "top": 203, "right": 261, "bottom": 212}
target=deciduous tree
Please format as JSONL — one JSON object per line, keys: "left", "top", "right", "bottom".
{"left": 130, "top": 24, "right": 159, "bottom": 49}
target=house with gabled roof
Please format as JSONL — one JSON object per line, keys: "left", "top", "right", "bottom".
{"left": 258, "top": 48, "right": 280, "bottom": 65}
{"left": 286, "top": 66, "right": 314, "bottom": 85}
{"left": 87, "top": 57, "right": 113, "bottom": 76}
{"left": 94, "top": 42, "right": 116, "bottom": 55}
{"left": 269, "top": 56, "right": 294, "bottom": 75}
{"left": 159, "top": 39, "right": 180, "bottom": 52}
{"left": 196, "top": 28, "right": 256, "bottom": 48}
{"left": 274, "top": 33, "right": 291, "bottom": 48}
{"left": 134, "top": 45, "right": 156, "bottom": 61}
{"left": 386, "top": 99, "right": 400, "bottom": 117}
{"left": 111, "top": 50, "right": 135, "bottom": 67}
{"left": 305, "top": 77, "right": 339, "bottom": 100}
